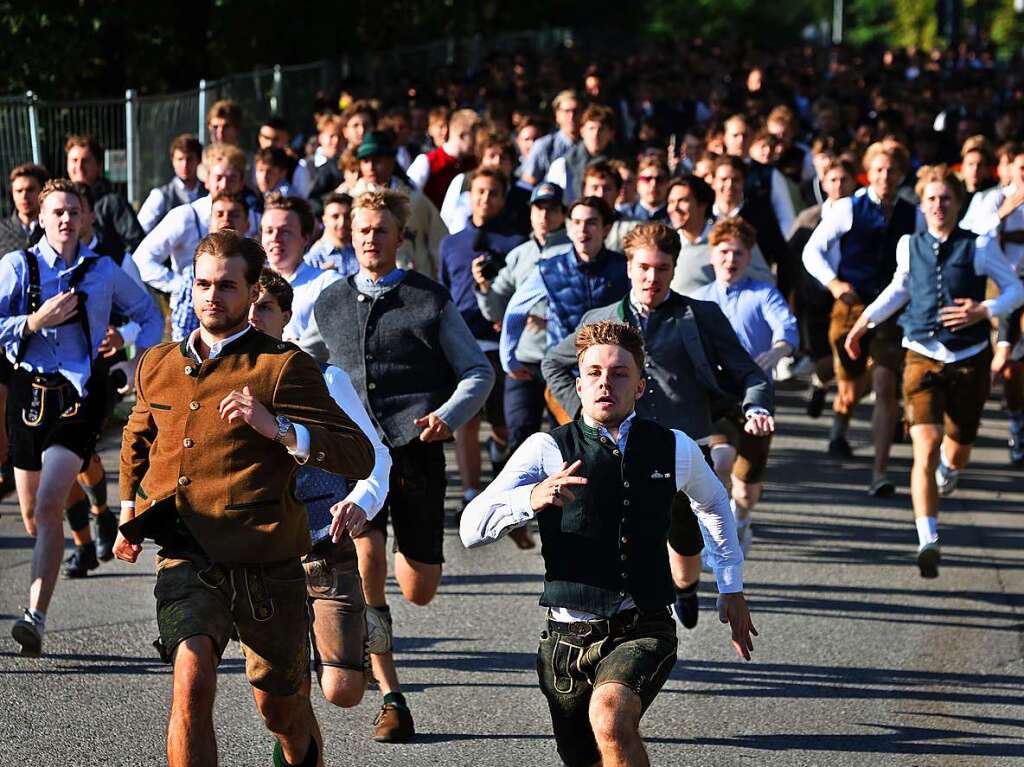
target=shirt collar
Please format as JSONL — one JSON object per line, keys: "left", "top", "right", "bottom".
{"left": 713, "top": 202, "right": 743, "bottom": 219}
{"left": 581, "top": 410, "right": 637, "bottom": 448}
{"left": 629, "top": 290, "right": 667, "bottom": 317}
{"left": 282, "top": 260, "right": 313, "bottom": 284}
{"left": 717, "top": 276, "right": 750, "bottom": 296}
{"left": 679, "top": 218, "right": 713, "bottom": 245}
{"left": 37, "top": 237, "right": 86, "bottom": 270}
{"left": 355, "top": 267, "right": 405, "bottom": 292}
{"left": 187, "top": 325, "right": 252, "bottom": 362}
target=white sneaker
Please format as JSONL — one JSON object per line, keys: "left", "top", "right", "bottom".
{"left": 737, "top": 523, "right": 753, "bottom": 557}
{"left": 774, "top": 356, "right": 795, "bottom": 382}
{"left": 935, "top": 462, "right": 960, "bottom": 497}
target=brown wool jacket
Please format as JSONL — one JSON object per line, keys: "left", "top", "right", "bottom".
{"left": 119, "top": 328, "right": 374, "bottom": 563}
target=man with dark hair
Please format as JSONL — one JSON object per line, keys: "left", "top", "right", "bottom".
{"left": 65, "top": 134, "right": 146, "bottom": 253}
{"left": 0, "top": 163, "right": 48, "bottom": 255}
{"left": 580, "top": 161, "right": 640, "bottom": 253}
{"left": 257, "top": 116, "right": 312, "bottom": 198}
{"left": 300, "top": 188, "right": 493, "bottom": 743}
{"left": 619, "top": 155, "right": 670, "bottom": 222}
{"left": 1, "top": 179, "right": 161, "bottom": 657}
{"left": 501, "top": 196, "right": 628, "bottom": 377}
{"left": 440, "top": 168, "right": 525, "bottom": 506}
{"left": 254, "top": 147, "right": 300, "bottom": 202}
{"left": 464, "top": 318, "right": 755, "bottom": 767}
{"left": 115, "top": 229, "right": 374, "bottom": 767}
{"left": 137, "top": 134, "right": 206, "bottom": 233}
{"left": 306, "top": 192, "right": 357, "bottom": 275}
{"left": 262, "top": 193, "right": 340, "bottom": 341}
{"left": 542, "top": 222, "right": 772, "bottom": 631}
{"left": 520, "top": 90, "right": 580, "bottom": 187}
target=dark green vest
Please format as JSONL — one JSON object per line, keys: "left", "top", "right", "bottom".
{"left": 541, "top": 417, "right": 677, "bottom": 617}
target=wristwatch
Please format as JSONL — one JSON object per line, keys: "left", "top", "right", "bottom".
{"left": 273, "top": 415, "right": 293, "bottom": 443}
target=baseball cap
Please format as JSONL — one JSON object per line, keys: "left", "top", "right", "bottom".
{"left": 530, "top": 182, "right": 565, "bottom": 206}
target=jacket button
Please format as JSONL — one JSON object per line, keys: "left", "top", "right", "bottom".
{"left": 366, "top": 353, "right": 374, "bottom": 361}
{"left": 623, "top": 499, "right": 630, "bottom": 506}
{"left": 623, "top": 481, "right": 630, "bottom": 488}
{"left": 367, "top": 382, "right": 377, "bottom": 390}
{"left": 600, "top": 436, "right": 608, "bottom": 443}
{"left": 316, "top": 451, "right": 326, "bottom": 462}
{"left": 621, "top": 536, "right": 628, "bottom": 544}
{"left": 620, "top": 572, "right": 628, "bottom": 579}
{"left": 178, "top": 476, "right": 190, "bottom": 486}
{"left": 619, "top": 591, "right": 626, "bottom": 597}
{"left": 189, "top": 401, "right": 200, "bottom": 411}
{"left": 612, "top": 449, "right": 621, "bottom": 456}
{"left": 183, "top": 438, "right": 194, "bottom": 448}
{"left": 620, "top": 554, "right": 627, "bottom": 561}
{"left": 184, "top": 365, "right": 193, "bottom": 375}
{"left": 357, "top": 294, "right": 367, "bottom": 302}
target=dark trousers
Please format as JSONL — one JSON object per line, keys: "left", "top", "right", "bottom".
{"left": 504, "top": 363, "right": 547, "bottom": 453}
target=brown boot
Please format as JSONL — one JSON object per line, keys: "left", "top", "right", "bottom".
{"left": 372, "top": 703, "right": 415, "bottom": 743}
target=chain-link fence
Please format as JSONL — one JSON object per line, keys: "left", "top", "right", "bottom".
{"left": 0, "top": 28, "right": 573, "bottom": 219}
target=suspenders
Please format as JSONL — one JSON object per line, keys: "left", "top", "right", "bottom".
{"left": 14, "top": 249, "right": 97, "bottom": 369}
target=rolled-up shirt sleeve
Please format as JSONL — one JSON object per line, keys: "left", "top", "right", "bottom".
{"left": 434, "top": 301, "right": 495, "bottom": 432}
{"left": 673, "top": 429, "right": 744, "bottom": 593}
{"left": 132, "top": 207, "right": 188, "bottom": 293}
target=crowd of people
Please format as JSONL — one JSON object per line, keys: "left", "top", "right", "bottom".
{"left": 2, "top": 37, "right": 1023, "bottom": 766}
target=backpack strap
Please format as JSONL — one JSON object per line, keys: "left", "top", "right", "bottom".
{"left": 14, "top": 249, "right": 41, "bottom": 366}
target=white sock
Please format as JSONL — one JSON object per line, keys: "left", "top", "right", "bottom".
{"left": 810, "top": 373, "right": 826, "bottom": 389}
{"left": 27, "top": 608, "right": 46, "bottom": 633}
{"left": 915, "top": 516, "right": 939, "bottom": 547}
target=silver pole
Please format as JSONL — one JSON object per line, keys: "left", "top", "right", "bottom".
{"left": 832, "top": 0, "right": 844, "bottom": 44}
{"left": 125, "top": 89, "right": 137, "bottom": 205}
{"left": 26, "top": 91, "right": 40, "bottom": 164}
{"left": 198, "top": 79, "right": 208, "bottom": 144}
{"left": 271, "top": 64, "right": 283, "bottom": 116}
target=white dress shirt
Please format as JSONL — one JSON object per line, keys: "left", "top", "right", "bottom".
{"left": 281, "top": 261, "right": 342, "bottom": 341}
{"left": 862, "top": 231, "right": 1024, "bottom": 363}
{"left": 137, "top": 177, "right": 205, "bottom": 234}
{"left": 132, "top": 196, "right": 260, "bottom": 294}
{"left": 322, "top": 365, "right": 392, "bottom": 519}
{"left": 460, "top": 411, "right": 743, "bottom": 622}
{"left": 961, "top": 184, "right": 1024, "bottom": 270}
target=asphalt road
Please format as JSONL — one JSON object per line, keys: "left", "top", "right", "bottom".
{"left": 1, "top": 384, "right": 1022, "bottom": 766}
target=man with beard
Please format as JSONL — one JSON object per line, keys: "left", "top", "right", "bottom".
{"left": 115, "top": 230, "right": 374, "bottom": 766}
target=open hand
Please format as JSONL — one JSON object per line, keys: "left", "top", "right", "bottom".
{"left": 329, "top": 500, "right": 368, "bottom": 541}
{"left": 718, "top": 592, "right": 758, "bottom": 661}
{"left": 744, "top": 412, "right": 775, "bottom": 436}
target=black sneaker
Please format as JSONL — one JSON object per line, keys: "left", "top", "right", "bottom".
{"left": 94, "top": 509, "right": 119, "bottom": 562}
{"left": 917, "top": 542, "right": 940, "bottom": 579}
{"left": 63, "top": 542, "right": 99, "bottom": 578}
{"left": 673, "top": 591, "right": 699, "bottom": 630}
{"left": 827, "top": 436, "right": 853, "bottom": 458}
{"left": 806, "top": 386, "right": 826, "bottom": 419}
{"left": 11, "top": 610, "right": 43, "bottom": 658}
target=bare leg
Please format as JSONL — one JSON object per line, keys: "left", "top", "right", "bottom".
{"left": 354, "top": 530, "right": 402, "bottom": 695}
{"left": 589, "top": 682, "right": 648, "bottom": 767}
{"left": 167, "top": 636, "right": 218, "bottom": 767}
{"left": 252, "top": 686, "right": 317, "bottom": 766}
{"left": 453, "top": 416, "right": 482, "bottom": 496}
{"left": 731, "top": 478, "right": 763, "bottom": 521}
{"left": 909, "top": 424, "right": 941, "bottom": 522}
{"left": 14, "top": 468, "right": 40, "bottom": 537}
{"left": 318, "top": 667, "right": 366, "bottom": 708}
{"left": 942, "top": 436, "right": 972, "bottom": 472}
{"left": 871, "top": 367, "right": 898, "bottom": 482}
{"left": 27, "top": 446, "right": 83, "bottom": 613}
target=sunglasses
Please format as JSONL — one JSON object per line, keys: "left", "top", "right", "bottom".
{"left": 639, "top": 175, "right": 666, "bottom": 184}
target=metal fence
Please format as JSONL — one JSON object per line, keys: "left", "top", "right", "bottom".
{"left": 0, "top": 28, "right": 573, "bottom": 219}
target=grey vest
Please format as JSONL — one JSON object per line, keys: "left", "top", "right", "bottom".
{"left": 313, "top": 272, "right": 456, "bottom": 448}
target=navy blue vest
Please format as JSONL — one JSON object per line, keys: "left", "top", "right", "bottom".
{"left": 538, "top": 248, "right": 628, "bottom": 348}
{"left": 899, "top": 228, "right": 990, "bottom": 351}
{"left": 540, "top": 418, "right": 678, "bottom": 616}
{"left": 838, "top": 192, "right": 917, "bottom": 302}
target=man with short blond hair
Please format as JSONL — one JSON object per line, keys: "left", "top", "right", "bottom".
{"left": 543, "top": 221, "right": 772, "bottom": 631}
{"left": 300, "top": 188, "right": 493, "bottom": 743}
{"left": 205, "top": 99, "right": 242, "bottom": 145}
{"left": 465, "top": 318, "right": 755, "bottom": 767}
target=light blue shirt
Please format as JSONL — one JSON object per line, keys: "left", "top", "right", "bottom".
{"left": 282, "top": 261, "right": 342, "bottom": 341}
{"left": 0, "top": 238, "right": 163, "bottom": 396}
{"left": 304, "top": 238, "right": 358, "bottom": 276}
{"left": 692, "top": 276, "right": 799, "bottom": 359}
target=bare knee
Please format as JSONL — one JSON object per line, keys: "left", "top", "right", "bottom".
{"left": 732, "top": 479, "right": 760, "bottom": 511}
{"left": 400, "top": 581, "right": 438, "bottom": 606}
{"left": 171, "top": 639, "right": 218, "bottom": 714}
{"left": 319, "top": 668, "right": 365, "bottom": 708}
{"left": 589, "top": 684, "right": 640, "bottom": 747}
{"left": 255, "top": 693, "right": 304, "bottom": 734}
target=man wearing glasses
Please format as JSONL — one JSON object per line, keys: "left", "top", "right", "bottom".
{"left": 620, "top": 155, "right": 670, "bottom": 222}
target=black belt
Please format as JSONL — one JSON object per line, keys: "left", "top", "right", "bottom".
{"left": 547, "top": 607, "right": 669, "bottom": 639}
{"left": 13, "top": 367, "right": 73, "bottom": 389}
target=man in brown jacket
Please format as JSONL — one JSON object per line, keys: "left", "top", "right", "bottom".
{"left": 115, "top": 230, "right": 373, "bottom": 767}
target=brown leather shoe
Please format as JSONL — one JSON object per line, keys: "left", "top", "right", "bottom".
{"left": 372, "top": 703, "right": 415, "bottom": 743}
